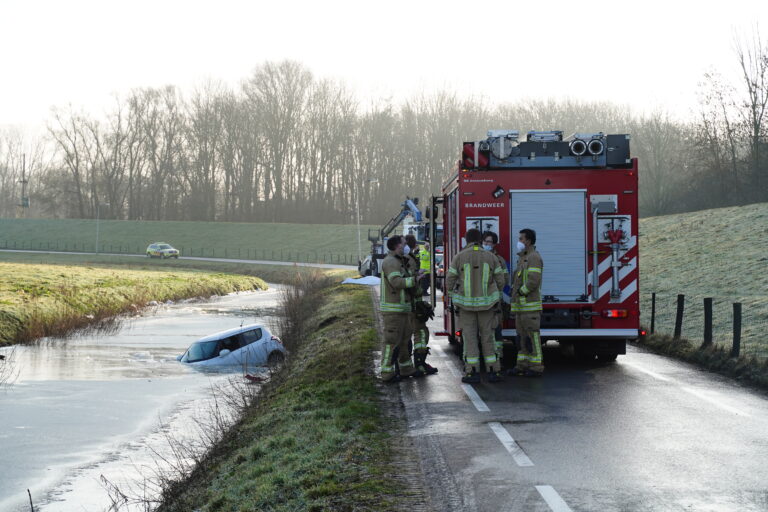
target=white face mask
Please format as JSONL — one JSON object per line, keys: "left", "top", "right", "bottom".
{"left": 516, "top": 241, "right": 526, "bottom": 253}
{"left": 482, "top": 244, "right": 493, "bottom": 251}
{"left": 403, "top": 245, "right": 411, "bottom": 256}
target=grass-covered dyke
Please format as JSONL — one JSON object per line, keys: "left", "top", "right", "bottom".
{"left": 0, "top": 217, "right": 377, "bottom": 264}
{"left": 157, "top": 279, "right": 406, "bottom": 512}
{"left": 0, "top": 261, "right": 267, "bottom": 346}
{"left": 640, "top": 202, "right": 768, "bottom": 358}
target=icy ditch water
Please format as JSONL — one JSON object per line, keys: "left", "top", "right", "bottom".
{"left": 0, "top": 287, "right": 282, "bottom": 512}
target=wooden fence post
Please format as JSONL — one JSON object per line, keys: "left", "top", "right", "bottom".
{"left": 673, "top": 294, "right": 685, "bottom": 339}
{"left": 702, "top": 297, "right": 713, "bottom": 347}
{"left": 731, "top": 303, "right": 742, "bottom": 357}
{"left": 650, "top": 292, "right": 656, "bottom": 334}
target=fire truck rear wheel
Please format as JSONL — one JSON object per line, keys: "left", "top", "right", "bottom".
{"left": 597, "top": 353, "right": 619, "bottom": 363}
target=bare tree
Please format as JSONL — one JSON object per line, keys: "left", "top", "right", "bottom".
{"left": 734, "top": 27, "right": 768, "bottom": 201}
{"left": 631, "top": 110, "right": 688, "bottom": 215}
{"left": 184, "top": 81, "right": 227, "bottom": 220}
{"left": 243, "top": 61, "right": 312, "bottom": 220}
{"left": 48, "top": 106, "right": 94, "bottom": 218}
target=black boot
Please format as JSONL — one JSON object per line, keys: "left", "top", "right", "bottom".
{"left": 461, "top": 369, "right": 480, "bottom": 383}
{"left": 414, "top": 350, "right": 438, "bottom": 376}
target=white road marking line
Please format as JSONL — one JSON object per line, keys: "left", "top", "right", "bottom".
{"left": 623, "top": 362, "right": 751, "bottom": 417}
{"left": 536, "top": 485, "right": 574, "bottom": 512}
{"left": 622, "top": 361, "right": 671, "bottom": 381}
{"left": 436, "top": 344, "right": 490, "bottom": 412}
{"left": 488, "top": 422, "right": 533, "bottom": 466}
{"left": 461, "top": 384, "right": 490, "bottom": 412}
{"left": 437, "top": 344, "right": 462, "bottom": 377}
{"left": 680, "top": 386, "right": 751, "bottom": 417}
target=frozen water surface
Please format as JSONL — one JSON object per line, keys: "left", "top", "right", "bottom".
{"left": 0, "top": 287, "right": 282, "bottom": 512}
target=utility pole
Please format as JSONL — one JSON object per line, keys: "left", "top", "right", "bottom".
{"left": 18, "top": 153, "right": 29, "bottom": 218}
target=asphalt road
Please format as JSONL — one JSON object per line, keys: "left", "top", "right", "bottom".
{"left": 389, "top": 308, "right": 768, "bottom": 512}
{"left": 0, "top": 249, "right": 356, "bottom": 270}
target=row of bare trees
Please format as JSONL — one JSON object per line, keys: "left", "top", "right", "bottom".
{"left": 1, "top": 33, "right": 766, "bottom": 223}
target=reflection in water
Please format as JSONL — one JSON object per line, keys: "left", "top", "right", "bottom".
{"left": 0, "top": 287, "right": 282, "bottom": 512}
{"left": 0, "top": 347, "right": 19, "bottom": 388}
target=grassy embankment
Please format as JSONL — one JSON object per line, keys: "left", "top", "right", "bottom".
{"left": 0, "top": 218, "right": 378, "bottom": 264}
{"left": 637, "top": 201, "right": 768, "bottom": 387}
{"left": 157, "top": 280, "right": 413, "bottom": 512}
{"left": 0, "top": 259, "right": 269, "bottom": 346}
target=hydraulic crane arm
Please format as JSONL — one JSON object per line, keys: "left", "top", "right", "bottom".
{"left": 377, "top": 198, "right": 422, "bottom": 241}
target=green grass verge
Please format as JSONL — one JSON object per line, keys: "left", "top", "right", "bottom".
{"left": 158, "top": 284, "right": 403, "bottom": 512}
{"left": 0, "top": 260, "right": 268, "bottom": 346}
{"left": 0, "top": 218, "right": 378, "bottom": 264}
{"left": 634, "top": 334, "right": 768, "bottom": 390}
{"left": 640, "top": 202, "right": 768, "bottom": 357}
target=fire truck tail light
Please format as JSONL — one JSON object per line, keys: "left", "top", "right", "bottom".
{"left": 640, "top": 329, "right": 647, "bottom": 336}
{"left": 602, "top": 309, "right": 628, "bottom": 318}
{"left": 455, "top": 330, "right": 461, "bottom": 338}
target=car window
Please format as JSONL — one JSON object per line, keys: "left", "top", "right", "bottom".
{"left": 219, "top": 335, "right": 240, "bottom": 353}
{"left": 240, "top": 329, "right": 263, "bottom": 346}
{"left": 184, "top": 340, "right": 219, "bottom": 362}
{"left": 158, "top": 244, "right": 171, "bottom": 249}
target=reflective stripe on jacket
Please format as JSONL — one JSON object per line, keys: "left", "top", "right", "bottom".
{"left": 493, "top": 251, "right": 511, "bottom": 304}
{"left": 405, "top": 252, "right": 423, "bottom": 304}
{"left": 445, "top": 243, "right": 505, "bottom": 311}
{"left": 510, "top": 246, "right": 543, "bottom": 312}
{"left": 380, "top": 252, "right": 417, "bottom": 313}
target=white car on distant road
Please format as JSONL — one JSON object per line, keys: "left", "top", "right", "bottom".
{"left": 177, "top": 324, "right": 285, "bottom": 367}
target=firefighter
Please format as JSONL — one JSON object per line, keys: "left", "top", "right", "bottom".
{"left": 446, "top": 228, "right": 506, "bottom": 383}
{"left": 482, "top": 231, "right": 511, "bottom": 364}
{"left": 379, "top": 235, "right": 424, "bottom": 383}
{"left": 510, "top": 228, "right": 544, "bottom": 376}
{"left": 405, "top": 235, "right": 438, "bottom": 376}
{"left": 419, "top": 241, "right": 431, "bottom": 296}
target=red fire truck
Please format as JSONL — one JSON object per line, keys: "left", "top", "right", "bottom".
{"left": 434, "top": 130, "right": 640, "bottom": 362}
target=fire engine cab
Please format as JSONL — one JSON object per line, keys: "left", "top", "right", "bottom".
{"left": 436, "top": 130, "right": 639, "bottom": 362}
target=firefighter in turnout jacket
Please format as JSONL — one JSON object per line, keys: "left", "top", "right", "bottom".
{"left": 405, "top": 235, "right": 438, "bottom": 375}
{"left": 510, "top": 228, "right": 544, "bottom": 376}
{"left": 379, "top": 235, "right": 423, "bottom": 382}
{"left": 446, "top": 228, "right": 506, "bottom": 383}
{"left": 482, "top": 231, "right": 510, "bottom": 363}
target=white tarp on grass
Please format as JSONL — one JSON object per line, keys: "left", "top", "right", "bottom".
{"left": 342, "top": 276, "right": 381, "bottom": 286}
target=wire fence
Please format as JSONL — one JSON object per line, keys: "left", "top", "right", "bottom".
{"left": 0, "top": 239, "right": 360, "bottom": 266}
{"left": 641, "top": 292, "right": 768, "bottom": 362}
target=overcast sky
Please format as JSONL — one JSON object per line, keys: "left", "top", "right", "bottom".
{"left": 1, "top": 0, "right": 766, "bottom": 132}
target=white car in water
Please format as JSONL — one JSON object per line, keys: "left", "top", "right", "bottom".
{"left": 177, "top": 324, "right": 285, "bottom": 367}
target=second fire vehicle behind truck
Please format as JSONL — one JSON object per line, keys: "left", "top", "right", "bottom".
{"left": 433, "top": 130, "right": 640, "bottom": 362}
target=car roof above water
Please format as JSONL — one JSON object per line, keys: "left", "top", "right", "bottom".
{"left": 195, "top": 323, "right": 265, "bottom": 343}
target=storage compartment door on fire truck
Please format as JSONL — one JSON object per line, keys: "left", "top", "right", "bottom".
{"left": 510, "top": 190, "right": 587, "bottom": 301}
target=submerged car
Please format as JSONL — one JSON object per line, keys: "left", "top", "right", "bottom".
{"left": 178, "top": 324, "right": 285, "bottom": 367}
{"left": 146, "top": 242, "right": 179, "bottom": 259}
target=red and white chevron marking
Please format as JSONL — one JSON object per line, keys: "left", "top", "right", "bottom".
{"left": 586, "top": 236, "right": 639, "bottom": 303}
